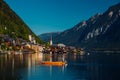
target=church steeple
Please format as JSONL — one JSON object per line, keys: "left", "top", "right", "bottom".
{"left": 50, "top": 35, "right": 53, "bottom": 46}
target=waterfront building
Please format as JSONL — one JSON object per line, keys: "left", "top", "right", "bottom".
{"left": 29, "top": 35, "right": 32, "bottom": 42}
{"left": 57, "top": 43, "right": 66, "bottom": 47}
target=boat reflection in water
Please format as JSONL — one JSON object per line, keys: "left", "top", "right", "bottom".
{"left": 40, "top": 52, "right": 67, "bottom": 66}
{"left": 0, "top": 53, "right": 67, "bottom": 80}
{"left": 0, "top": 52, "right": 120, "bottom": 80}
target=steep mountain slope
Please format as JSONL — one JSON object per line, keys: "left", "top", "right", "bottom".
{"left": 0, "top": 0, "right": 42, "bottom": 43}
{"left": 53, "top": 2, "right": 120, "bottom": 50}
{"left": 79, "top": 3, "right": 120, "bottom": 50}
{"left": 53, "top": 13, "right": 101, "bottom": 46}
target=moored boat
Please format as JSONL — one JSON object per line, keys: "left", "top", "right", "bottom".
{"left": 40, "top": 61, "right": 66, "bottom": 66}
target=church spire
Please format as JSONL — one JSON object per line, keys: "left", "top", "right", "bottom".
{"left": 50, "top": 35, "right": 53, "bottom": 46}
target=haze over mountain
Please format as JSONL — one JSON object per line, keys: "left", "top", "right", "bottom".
{"left": 39, "top": 32, "right": 61, "bottom": 42}
{"left": 0, "top": 0, "right": 42, "bottom": 43}
{"left": 40, "top": 2, "right": 120, "bottom": 50}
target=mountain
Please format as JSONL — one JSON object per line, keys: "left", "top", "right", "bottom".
{"left": 39, "top": 32, "right": 61, "bottom": 42}
{"left": 42, "top": 3, "right": 120, "bottom": 50}
{"left": 0, "top": 0, "right": 42, "bottom": 43}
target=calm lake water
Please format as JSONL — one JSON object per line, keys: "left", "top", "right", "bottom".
{"left": 0, "top": 52, "right": 120, "bottom": 80}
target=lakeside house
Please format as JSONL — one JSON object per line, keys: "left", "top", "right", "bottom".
{"left": 0, "top": 34, "right": 43, "bottom": 54}
{"left": 42, "top": 36, "right": 83, "bottom": 54}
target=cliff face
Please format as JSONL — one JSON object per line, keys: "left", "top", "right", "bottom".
{"left": 40, "top": 3, "right": 120, "bottom": 50}
{"left": 0, "top": 0, "right": 42, "bottom": 43}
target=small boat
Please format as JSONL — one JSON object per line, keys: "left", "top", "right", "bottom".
{"left": 41, "top": 52, "right": 66, "bottom": 66}
{"left": 40, "top": 61, "right": 66, "bottom": 66}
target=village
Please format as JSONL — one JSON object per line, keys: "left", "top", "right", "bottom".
{"left": 42, "top": 36, "right": 84, "bottom": 55}
{"left": 0, "top": 34, "right": 43, "bottom": 54}
{"left": 0, "top": 33, "right": 84, "bottom": 55}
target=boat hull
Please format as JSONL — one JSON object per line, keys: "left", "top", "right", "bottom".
{"left": 40, "top": 61, "right": 66, "bottom": 66}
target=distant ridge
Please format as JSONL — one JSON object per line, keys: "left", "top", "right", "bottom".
{"left": 39, "top": 32, "right": 61, "bottom": 42}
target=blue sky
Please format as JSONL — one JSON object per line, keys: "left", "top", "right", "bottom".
{"left": 4, "top": 0, "right": 120, "bottom": 35}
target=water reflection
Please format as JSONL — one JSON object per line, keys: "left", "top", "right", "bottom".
{"left": 0, "top": 53, "right": 42, "bottom": 80}
{"left": 42, "top": 53, "right": 65, "bottom": 62}
{"left": 0, "top": 53, "right": 120, "bottom": 80}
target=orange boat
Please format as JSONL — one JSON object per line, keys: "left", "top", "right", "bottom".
{"left": 40, "top": 61, "right": 66, "bottom": 66}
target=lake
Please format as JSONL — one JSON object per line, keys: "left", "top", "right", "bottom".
{"left": 0, "top": 52, "right": 120, "bottom": 80}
